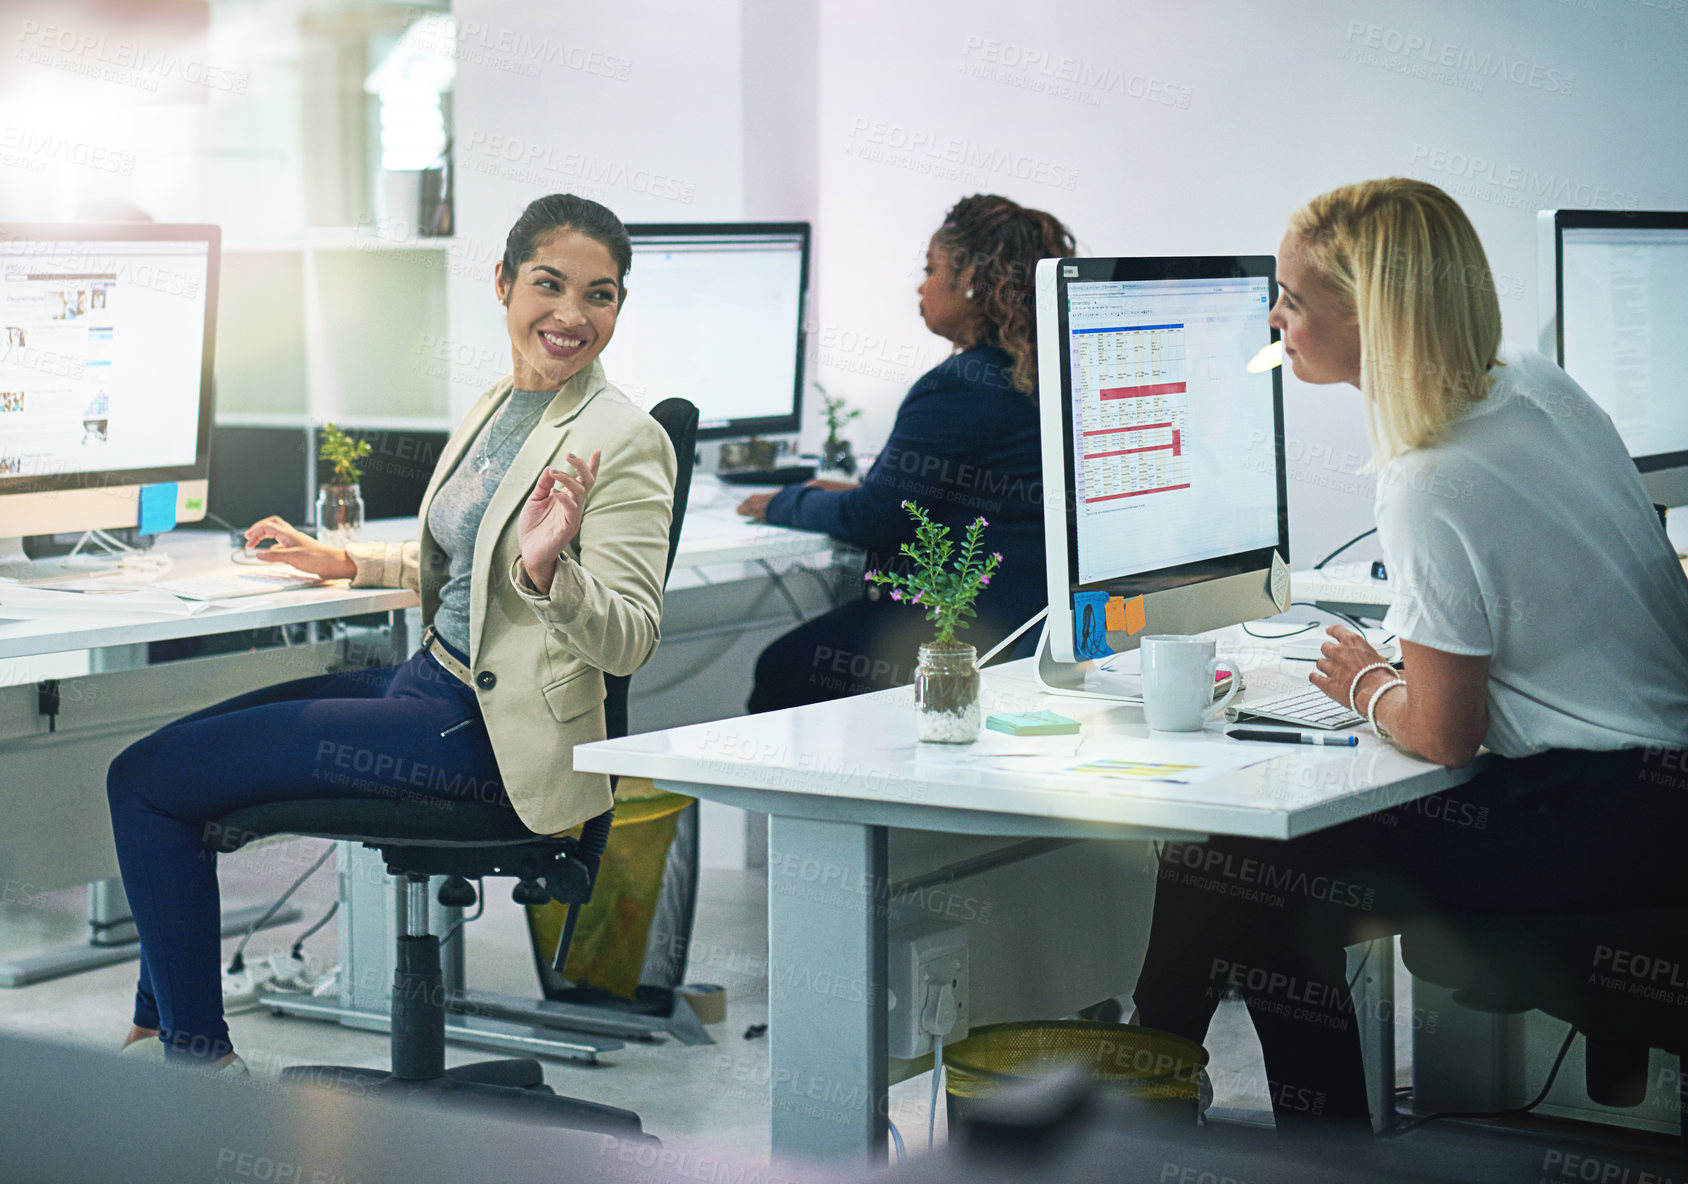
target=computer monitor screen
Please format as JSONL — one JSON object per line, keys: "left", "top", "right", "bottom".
{"left": 1037, "top": 256, "right": 1288, "bottom": 666}
{"left": 1543, "top": 210, "right": 1688, "bottom": 505}
{"left": 0, "top": 223, "right": 217, "bottom": 536}
{"left": 600, "top": 223, "right": 808, "bottom": 439}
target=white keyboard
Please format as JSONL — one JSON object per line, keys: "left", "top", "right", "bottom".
{"left": 150, "top": 570, "right": 325, "bottom": 601}
{"left": 1227, "top": 686, "right": 1364, "bottom": 730}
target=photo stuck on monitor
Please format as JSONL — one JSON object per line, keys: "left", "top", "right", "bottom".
{"left": 1036, "top": 255, "right": 1288, "bottom": 690}
{"left": 599, "top": 223, "right": 809, "bottom": 439}
{"left": 0, "top": 224, "right": 217, "bottom": 548}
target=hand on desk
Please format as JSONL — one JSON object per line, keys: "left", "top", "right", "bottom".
{"left": 244, "top": 517, "right": 356, "bottom": 580}
{"left": 735, "top": 478, "right": 857, "bottom": 520}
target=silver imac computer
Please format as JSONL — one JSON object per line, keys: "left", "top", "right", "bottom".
{"left": 0, "top": 223, "right": 218, "bottom": 578}
{"left": 603, "top": 222, "right": 809, "bottom": 444}
{"left": 1538, "top": 209, "right": 1688, "bottom": 508}
{"left": 1033, "top": 254, "right": 1289, "bottom": 699}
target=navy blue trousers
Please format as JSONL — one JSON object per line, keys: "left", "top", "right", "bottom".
{"left": 105, "top": 642, "right": 509, "bottom": 1060}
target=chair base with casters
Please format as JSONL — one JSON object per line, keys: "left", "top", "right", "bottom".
{"left": 210, "top": 798, "right": 650, "bottom": 1140}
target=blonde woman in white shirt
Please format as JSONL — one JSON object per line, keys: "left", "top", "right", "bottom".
{"left": 1132, "top": 178, "right": 1688, "bottom": 1136}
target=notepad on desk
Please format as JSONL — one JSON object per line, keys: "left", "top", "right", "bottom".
{"left": 148, "top": 570, "right": 326, "bottom": 601}
{"left": 0, "top": 584, "right": 212, "bottom": 618}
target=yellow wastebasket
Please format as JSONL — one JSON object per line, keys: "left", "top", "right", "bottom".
{"left": 942, "top": 1020, "right": 1208, "bottom": 1128}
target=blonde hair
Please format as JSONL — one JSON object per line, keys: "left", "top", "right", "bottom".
{"left": 1287, "top": 178, "right": 1502, "bottom": 464}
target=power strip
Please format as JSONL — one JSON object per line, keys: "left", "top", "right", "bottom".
{"left": 222, "top": 966, "right": 264, "bottom": 1013}
{"left": 221, "top": 951, "right": 338, "bottom": 1012}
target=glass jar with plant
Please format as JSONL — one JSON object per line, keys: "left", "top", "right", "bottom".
{"left": 316, "top": 422, "right": 372, "bottom": 546}
{"left": 816, "top": 382, "right": 861, "bottom": 478}
{"left": 865, "top": 501, "right": 1003, "bottom": 742}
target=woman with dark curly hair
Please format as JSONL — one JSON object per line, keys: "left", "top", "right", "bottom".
{"left": 738, "top": 194, "right": 1073, "bottom": 711}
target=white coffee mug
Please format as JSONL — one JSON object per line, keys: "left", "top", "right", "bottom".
{"left": 1139, "top": 635, "right": 1241, "bottom": 732}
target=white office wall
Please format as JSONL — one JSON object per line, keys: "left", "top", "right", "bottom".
{"left": 809, "top": 0, "right": 1688, "bottom": 563}
{"left": 445, "top": 0, "right": 749, "bottom": 418}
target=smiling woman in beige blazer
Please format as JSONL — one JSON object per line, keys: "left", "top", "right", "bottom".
{"left": 105, "top": 194, "right": 676, "bottom": 1069}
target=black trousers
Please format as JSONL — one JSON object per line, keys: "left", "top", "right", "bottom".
{"left": 1133, "top": 746, "right": 1688, "bottom": 1133}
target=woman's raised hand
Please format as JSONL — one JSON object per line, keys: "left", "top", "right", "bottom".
{"left": 519, "top": 450, "right": 600, "bottom": 594}
{"left": 243, "top": 516, "right": 357, "bottom": 580}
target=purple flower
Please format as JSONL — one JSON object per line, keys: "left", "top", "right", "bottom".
{"left": 980, "top": 576, "right": 991, "bottom": 586}
{"left": 863, "top": 570, "right": 876, "bottom": 582}
{"left": 912, "top": 592, "right": 924, "bottom": 604}
{"left": 978, "top": 517, "right": 990, "bottom": 528}
{"left": 991, "top": 552, "right": 1002, "bottom": 562}
{"left": 889, "top": 589, "right": 903, "bottom": 601}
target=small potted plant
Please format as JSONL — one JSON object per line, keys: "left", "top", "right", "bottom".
{"left": 317, "top": 422, "right": 372, "bottom": 546}
{"left": 816, "top": 383, "right": 861, "bottom": 478}
{"left": 866, "top": 501, "right": 1003, "bottom": 742}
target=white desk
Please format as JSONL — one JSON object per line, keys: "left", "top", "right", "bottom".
{"left": 671, "top": 475, "right": 833, "bottom": 570}
{"left": 0, "top": 528, "right": 416, "bottom": 662}
{"left": 0, "top": 524, "right": 417, "bottom": 986}
{"left": 1291, "top": 564, "right": 1394, "bottom": 620}
{"left": 576, "top": 640, "right": 1481, "bottom": 1163}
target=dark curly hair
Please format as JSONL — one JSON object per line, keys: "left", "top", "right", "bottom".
{"left": 933, "top": 194, "right": 1075, "bottom": 397}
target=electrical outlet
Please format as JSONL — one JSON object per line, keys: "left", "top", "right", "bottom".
{"left": 888, "top": 919, "right": 969, "bottom": 1059}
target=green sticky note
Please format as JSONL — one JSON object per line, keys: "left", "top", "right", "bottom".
{"left": 986, "top": 710, "right": 1081, "bottom": 736}
{"left": 184, "top": 496, "right": 205, "bottom": 512}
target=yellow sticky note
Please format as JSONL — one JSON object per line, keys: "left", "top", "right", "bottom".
{"left": 1124, "top": 595, "right": 1147, "bottom": 635}
{"left": 1104, "top": 595, "right": 1126, "bottom": 632}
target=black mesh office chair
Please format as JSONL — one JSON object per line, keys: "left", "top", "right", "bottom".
{"left": 207, "top": 399, "right": 698, "bottom": 1135}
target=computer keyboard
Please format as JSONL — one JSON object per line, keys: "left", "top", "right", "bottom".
{"left": 1226, "top": 687, "right": 1364, "bottom": 730}
{"left": 715, "top": 465, "right": 817, "bottom": 486}
{"left": 149, "top": 570, "right": 325, "bottom": 601}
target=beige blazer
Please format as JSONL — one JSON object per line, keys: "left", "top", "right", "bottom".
{"left": 345, "top": 360, "right": 677, "bottom": 834}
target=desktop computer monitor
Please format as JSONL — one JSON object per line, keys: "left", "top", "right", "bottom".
{"left": 1034, "top": 255, "right": 1288, "bottom": 686}
{"left": 0, "top": 223, "right": 218, "bottom": 541}
{"left": 602, "top": 222, "right": 809, "bottom": 440}
{"left": 1538, "top": 209, "right": 1688, "bottom": 507}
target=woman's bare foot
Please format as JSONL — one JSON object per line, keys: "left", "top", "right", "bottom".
{"left": 120, "top": 1024, "right": 158, "bottom": 1050}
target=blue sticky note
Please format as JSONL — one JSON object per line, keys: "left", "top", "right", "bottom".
{"left": 1073, "top": 590, "right": 1113, "bottom": 659}
{"left": 138, "top": 483, "right": 178, "bottom": 535}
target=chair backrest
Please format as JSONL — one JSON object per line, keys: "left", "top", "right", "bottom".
{"left": 604, "top": 398, "right": 698, "bottom": 742}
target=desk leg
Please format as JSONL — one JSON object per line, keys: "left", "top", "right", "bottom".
{"left": 0, "top": 878, "right": 300, "bottom": 988}
{"left": 767, "top": 815, "right": 888, "bottom": 1165}
{"left": 1353, "top": 936, "right": 1397, "bottom": 1132}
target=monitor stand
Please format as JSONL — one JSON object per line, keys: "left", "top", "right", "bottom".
{"left": 1031, "top": 622, "right": 1144, "bottom": 703}
{"left": 0, "top": 535, "right": 123, "bottom": 584}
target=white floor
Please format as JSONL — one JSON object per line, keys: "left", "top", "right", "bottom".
{"left": 0, "top": 840, "right": 1412, "bottom": 1165}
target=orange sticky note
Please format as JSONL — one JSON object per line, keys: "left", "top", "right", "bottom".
{"left": 1104, "top": 595, "right": 1126, "bottom": 632}
{"left": 1124, "top": 595, "right": 1147, "bottom": 635}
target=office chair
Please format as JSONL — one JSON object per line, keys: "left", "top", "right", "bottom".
{"left": 206, "top": 399, "right": 699, "bottom": 1135}
{"left": 1400, "top": 906, "right": 1688, "bottom": 1140}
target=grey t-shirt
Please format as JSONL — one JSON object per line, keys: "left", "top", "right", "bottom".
{"left": 426, "top": 388, "right": 555, "bottom": 655}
